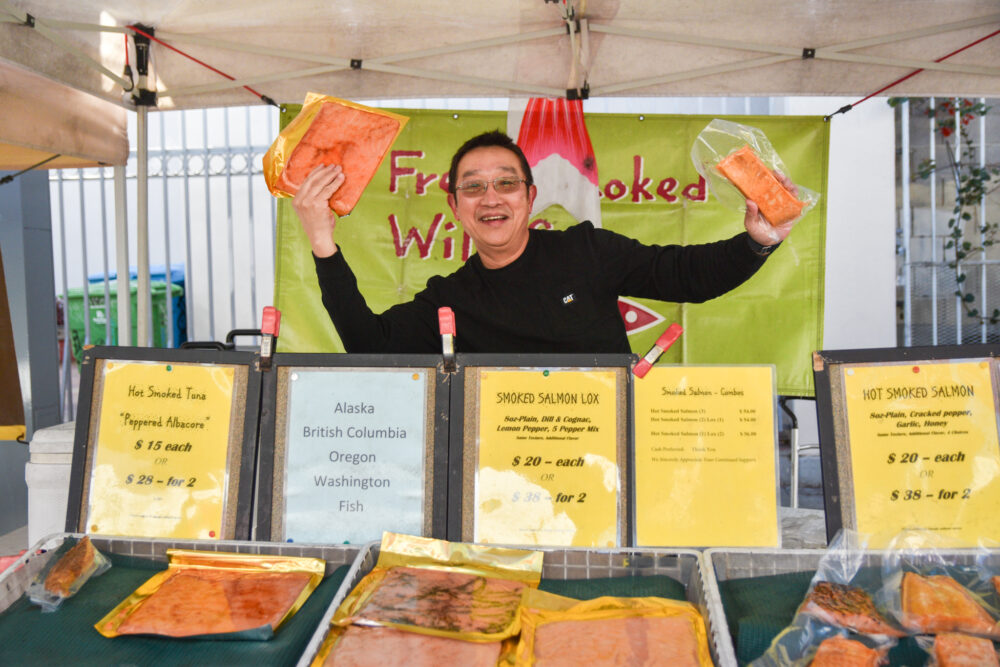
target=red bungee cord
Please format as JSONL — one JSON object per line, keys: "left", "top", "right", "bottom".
{"left": 825, "top": 27, "right": 1000, "bottom": 121}
{"left": 127, "top": 24, "right": 279, "bottom": 107}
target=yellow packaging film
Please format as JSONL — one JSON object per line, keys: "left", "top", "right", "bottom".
{"left": 86, "top": 361, "right": 236, "bottom": 539}
{"left": 514, "top": 595, "right": 714, "bottom": 666}
{"left": 475, "top": 369, "right": 621, "bottom": 547}
{"left": 313, "top": 533, "right": 542, "bottom": 665}
{"left": 96, "top": 549, "right": 324, "bottom": 639}
{"left": 843, "top": 360, "right": 1000, "bottom": 546}
{"left": 262, "top": 92, "right": 408, "bottom": 217}
{"left": 633, "top": 365, "right": 778, "bottom": 547}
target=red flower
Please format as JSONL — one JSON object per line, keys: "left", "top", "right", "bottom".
{"left": 942, "top": 126, "right": 953, "bottom": 137}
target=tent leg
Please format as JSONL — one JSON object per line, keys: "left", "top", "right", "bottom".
{"left": 136, "top": 106, "right": 150, "bottom": 347}
{"left": 114, "top": 165, "right": 131, "bottom": 346}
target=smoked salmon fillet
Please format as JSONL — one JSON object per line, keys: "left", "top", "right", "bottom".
{"left": 354, "top": 566, "right": 526, "bottom": 636}
{"left": 116, "top": 569, "right": 312, "bottom": 637}
{"left": 323, "top": 625, "right": 501, "bottom": 667}
{"left": 530, "top": 615, "right": 703, "bottom": 666}
{"left": 901, "top": 572, "right": 997, "bottom": 636}
{"left": 800, "top": 581, "right": 904, "bottom": 637}
{"left": 934, "top": 632, "right": 1000, "bottom": 667}
{"left": 274, "top": 100, "right": 402, "bottom": 216}
{"left": 44, "top": 535, "right": 96, "bottom": 597}
{"left": 809, "top": 636, "right": 886, "bottom": 666}
{"left": 715, "top": 145, "right": 805, "bottom": 225}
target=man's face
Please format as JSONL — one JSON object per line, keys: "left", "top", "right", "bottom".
{"left": 447, "top": 146, "right": 537, "bottom": 267}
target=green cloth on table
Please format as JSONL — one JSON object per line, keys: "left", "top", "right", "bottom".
{"left": 0, "top": 552, "right": 349, "bottom": 667}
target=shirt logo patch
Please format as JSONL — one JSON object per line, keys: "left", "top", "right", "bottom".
{"left": 562, "top": 293, "right": 575, "bottom": 304}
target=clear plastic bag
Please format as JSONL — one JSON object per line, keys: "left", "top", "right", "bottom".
{"left": 27, "top": 536, "right": 111, "bottom": 613}
{"left": 751, "top": 530, "right": 901, "bottom": 666}
{"left": 878, "top": 530, "right": 1000, "bottom": 640}
{"left": 691, "top": 118, "right": 820, "bottom": 229}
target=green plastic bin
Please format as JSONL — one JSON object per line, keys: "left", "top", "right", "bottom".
{"left": 64, "top": 281, "right": 183, "bottom": 363}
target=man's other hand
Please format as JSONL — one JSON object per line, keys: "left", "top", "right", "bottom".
{"left": 292, "top": 163, "right": 345, "bottom": 258}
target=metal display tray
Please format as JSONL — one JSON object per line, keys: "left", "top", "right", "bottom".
{"left": 0, "top": 532, "right": 365, "bottom": 660}
{"left": 702, "top": 547, "right": 1000, "bottom": 667}
{"left": 298, "top": 543, "right": 734, "bottom": 667}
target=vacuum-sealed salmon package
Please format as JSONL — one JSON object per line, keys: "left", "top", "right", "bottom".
{"left": 919, "top": 632, "right": 1000, "bottom": 667}
{"left": 96, "top": 549, "right": 324, "bottom": 640}
{"left": 751, "top": 530, "right": 902, "bottom": 667}
{"left": 514, "top": 590, "right": 715, "bottom": 667}
{"left": 879, "top": 530, "right": 1000, "bottom": 640}
{"left": 27, "top": 535, "right": 111, "bottom": 613}
{"left": 263, "top": 93, "right": 408, "bottom": 216}
{"left": 312, "top": 532, "right": 542, "bottom": 666}
{"left": 691, "top": 118, "right": 818, "bottom": 228}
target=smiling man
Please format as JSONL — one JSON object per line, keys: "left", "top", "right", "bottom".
{"left": 293, "top": 130, "right": 797, "bottom": 354}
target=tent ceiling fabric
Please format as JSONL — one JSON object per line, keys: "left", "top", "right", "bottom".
{"left": 1, "top": 0, "right": 999, "bottom": 111}
{"left": 0, "top": 58, "right": 127, "bottom": 168}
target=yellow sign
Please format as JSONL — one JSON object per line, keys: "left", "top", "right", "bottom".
{"left": 475, "top": 369, "right": 620, "bottom": 547}
{"left": 844, "top": 360, "right": 1000, "bottom": 547}
{"left": 86, "top": 361, "right": 236, "bottom": 538}
{"left": 633, "top": 366, "right": 778, "bottom": 546}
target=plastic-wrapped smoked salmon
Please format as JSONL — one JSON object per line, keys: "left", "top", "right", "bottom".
{"left": 515, "top": 594, "right": 714, "bottom": 667}
{"left": 900, "top": 572, "right": 998, "bottom": 637}
{"left": 691, "top": 118, "right": 819, "bottom": 230}
{"left": 263, "top": 93, "right": 408, "bottom": 216}
{"left": 929, "top": 632, "right": 1000, "bottom": 667}
{"left": 321, "top": 625, "right": 501, "bottom": 667}
{"left": 96, "top": 549, "right": 324, "bottom": 640}
{"left": 808, "top": 636, "right": 887, "bottom": 666}
{"left": 799, "top": 581, "right": 905, "bottom": 637}
{"left": 28, "top": 535, "right": 111, "bottom": 612}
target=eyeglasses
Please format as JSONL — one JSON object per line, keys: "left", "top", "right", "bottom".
{"left": 454, "top": 177, "right": 526, "bottom": 197}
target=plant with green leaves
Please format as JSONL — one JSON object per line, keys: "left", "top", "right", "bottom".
{"left": 891, "top": 96, "right": 1000, "bottom": 325}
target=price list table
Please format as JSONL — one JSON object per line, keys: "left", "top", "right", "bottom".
{"left": 633, "top": 365, "right": 778, "bottom": 547}
{"left": 842, "top": 360, "right": 1000, "bottom": 546}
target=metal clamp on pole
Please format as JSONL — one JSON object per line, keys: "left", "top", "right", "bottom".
{"left": 260, "top": 306, "right": 281, "bottom": 370}
{"left": 438, "top": 306, "right": 456, "bottom": 373}
{"left": 632, "top": 323, "right": 683, "bottom": 378}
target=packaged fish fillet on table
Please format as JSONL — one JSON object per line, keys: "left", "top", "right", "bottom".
{"left": 312, "top": 532, "right": 542, "bottom": 665}
{"left": 514, "top": 589, "right": 714, "bottom": 667}
{"left": 751, "top": 530, "right": 902, "bottom": 667}
{"left": 879, "top": 530, "right": 1000, "bottom": 640}
{"left": 96, "top": 549, "right": 324, "bottom": 640}
{"left": 27, "top": 535, "right": 111, "bottom": 613}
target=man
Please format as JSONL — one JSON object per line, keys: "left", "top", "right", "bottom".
{"left": 293, "top": 130, "right": 798, "bottom": 353}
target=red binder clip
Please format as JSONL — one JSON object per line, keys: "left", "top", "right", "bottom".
{"left": 260, "top": 306, "right": 281, "bottom": 369}
{"left": 633, "top": 323, "right": 683, "bottom": 378}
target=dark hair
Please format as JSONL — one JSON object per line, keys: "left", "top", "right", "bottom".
{"left": 447, "top": 130, "right": 534, "bottom": 194}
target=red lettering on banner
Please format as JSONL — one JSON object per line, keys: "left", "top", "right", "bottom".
{"left": 462, "top": 230, "right": 473, "bottom": 261}
{"left": 388, "top": 213, "right": 444, "bottom": 258}
{"left": 442, "top": 221, "right": 456, "bottom": 259}
{"left": 604, "top": 180, "right": 628, "bottom": 201}
{"left": 414, "top": 172, "right": 439, "bottom": 195}
{"left": 439, "top": 173, "right": 451, "bottom": 193}
{"left": 631, "top": 156, "right": 654, "bottom": 203}
{"left": 656, "top": 177, "right": 678, "bottom": 202}
{"left": 389, "top": 150, "right": 422, "bottom": 193}
{"left": 682, "top": 176, "right": 707, "bottom": 202}
{"left": 530, "top": 219, "right": 553, "bottom": 230}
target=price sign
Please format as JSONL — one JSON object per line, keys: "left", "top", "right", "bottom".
{"left": 281, "top": 369, "right": 429, "bottom": 544}
{"left": 633, "top": 366, "right": 778, "bottom": 547}
{"left": 85, "top": 361, "right": 236, "bottom": 538}
{"left": 474, "top": 369, "right": 622, "bottom": 547}
{"left": 843, "top": 360, "right": 1000, "bottom": 546}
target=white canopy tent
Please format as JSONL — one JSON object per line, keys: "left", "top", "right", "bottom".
{"left": 1, "top": 0, "right": 998, "bottom": 343}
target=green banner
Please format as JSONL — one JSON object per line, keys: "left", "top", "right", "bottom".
{"left": 274, "top": 108, "right": 828, "bottom": 396}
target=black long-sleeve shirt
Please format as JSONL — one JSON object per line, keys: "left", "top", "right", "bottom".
{"left": 314, "top": 222, "right": 769, "bottom": 353}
